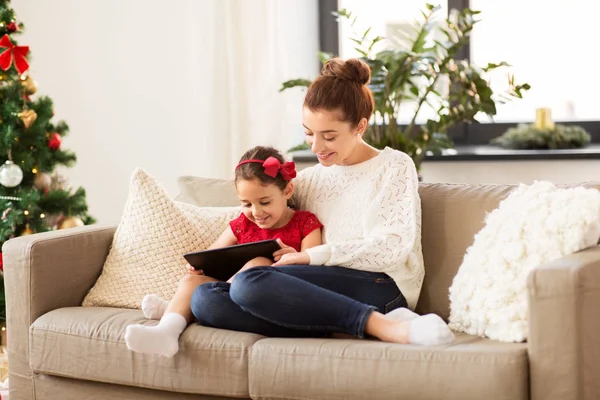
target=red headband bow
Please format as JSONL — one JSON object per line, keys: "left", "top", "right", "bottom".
{"left": 236, "top": 156, "right": 297, "bottom": 181}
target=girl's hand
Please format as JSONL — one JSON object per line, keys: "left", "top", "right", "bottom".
{"left": 187, "top": 264, "right": 204, "bottom": 275}
{"left": 272, "top": 251, "right": 309, "bottom": 266}
{"left": 273, "top": 238, "right": 297, "bottom": 262}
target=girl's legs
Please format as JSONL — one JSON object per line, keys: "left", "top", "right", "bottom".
{"left": 125, "top": 274, "right": 217, "bottom": 357}
{"left": 139, "top": 257, "right": 274, "bottom": 320}
{"left": 141, "top": 294, "right": 169, "bottom": 320}
{"left": 192, "top": 265, "right": 453, "bottom": 345}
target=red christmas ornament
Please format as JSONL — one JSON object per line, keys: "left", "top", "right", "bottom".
{"left": 6, "top": 22, "right": 18, "bottom": 33}
{"left": 0, "top": 252, "right": 3, "bottom": 272}
{"left": 48, "top": 132, "right": 62, "bottom": 150}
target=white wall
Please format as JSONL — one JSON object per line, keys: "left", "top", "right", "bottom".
{"left": 13, "top": 0, "right": 318, "bottom": 225}
{"left": 420, "top": 160, "right": 600, "bottom": 184}
{"left": 296, "top": 159, "right": 600, "bottom": 185}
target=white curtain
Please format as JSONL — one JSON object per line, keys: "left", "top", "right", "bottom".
{"left": 14, "top": 0, "right": 319, "bottom": 224}
{"left": 195, "top": 0, "right": 319, "bottom": 177}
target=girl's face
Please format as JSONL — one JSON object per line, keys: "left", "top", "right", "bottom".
{"left": 236, "top": 178, "right": 293, "bottom": 229}
{"left": 302, "top": 107, "right": 367, "bottom": 167}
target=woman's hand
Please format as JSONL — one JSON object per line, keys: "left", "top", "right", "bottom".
{"left": 273, "top": 238, "right": 297, "bottom": 262}
{"left": 187, "top": 264, "right": 204, "bottom": 276}
{"left": 272, "top": 251, "right": 310, "bottom": 266}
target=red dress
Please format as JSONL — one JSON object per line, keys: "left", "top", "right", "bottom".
{"left": 229, "top": 210, "right": 323, "bottom": 252}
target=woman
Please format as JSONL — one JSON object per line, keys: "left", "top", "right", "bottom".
{"left": 191, "top": 58, "right": 453, "bottom": 345}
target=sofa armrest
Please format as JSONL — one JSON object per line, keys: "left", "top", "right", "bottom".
{"left": 527, "top": 245, "right": 600, "bottom": 400}
{"left": 2, "top": 224, "right": 115, "bottom": 399}
{"left": 3, "top": 224, "right": 116, "bottom": 321}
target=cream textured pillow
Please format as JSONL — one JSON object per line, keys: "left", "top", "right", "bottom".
{"left": 82, "top": 169, "right": 240, "bottom": 309}
{"left": 448, "top": 181, "right": 600, "bottom": 342}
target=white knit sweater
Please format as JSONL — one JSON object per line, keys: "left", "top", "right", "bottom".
{"left": 294, "top": 147, "right": 424, "bottom": 309}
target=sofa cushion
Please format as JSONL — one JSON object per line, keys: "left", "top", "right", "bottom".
{"left": 81, "top": 168, "right": 239, "bottom": 309}
{"left": 30, "top": 307, "right": 263, "bottom": 397}
{"left": 417, "top": 181, "right": 600, "bottom": 320}
{"left": 249, "top": 335, "right": 528, "bottom": 400}
{"left": 417, "top": 183, "right": 515, "bottom": 319}
{"left": 449, "top": 181, "right": 600, "bottom": 342}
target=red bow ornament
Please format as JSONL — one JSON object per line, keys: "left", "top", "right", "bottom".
{"left": 262, "top": 157, "right": 297, "bottom": 180}
{"left": 0, "top": 34, "right": 29, "bottom": 74}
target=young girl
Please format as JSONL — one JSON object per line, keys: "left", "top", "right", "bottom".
{"left": 124, "top": 146, "right": 323, "bottom": 357}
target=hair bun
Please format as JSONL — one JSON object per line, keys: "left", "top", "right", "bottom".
{"left": 322, "top": 58, "right": 371, "bottom": 85}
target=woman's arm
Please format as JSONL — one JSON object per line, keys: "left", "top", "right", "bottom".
{"left": 305, "top": 159, "right": 420, "bottom": 273}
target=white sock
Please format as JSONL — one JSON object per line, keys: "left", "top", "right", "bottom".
{"left": 408, "top": 314, "right": 455, "bottom": 346}
{"left": 124, "top": 312, "right": 187, "bottom": 357}
{"left": 386, "top": 307, "right": 419, "bottom": 321}
{"left": 141, "top": 294, "right": 169, "bottom": 320}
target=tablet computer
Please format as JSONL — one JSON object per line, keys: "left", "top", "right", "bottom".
{"left": 183, "top": 239, "right": 281, "bottom": 282}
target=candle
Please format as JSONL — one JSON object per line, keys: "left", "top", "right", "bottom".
{"left": 534, "top": 107, "right": 555, "bottom": 130}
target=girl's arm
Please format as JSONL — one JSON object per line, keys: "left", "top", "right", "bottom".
{"left": 300, "top": 228, "right": 322, "bottom": 251}
{"left": 188, "top": 226, "right": 238, "bottom": 276}
{"left": 207, "top": 226, "right": 238, "bottom": 250}
{"left": 273, "top": 216, "right": 322, "bottom": 264}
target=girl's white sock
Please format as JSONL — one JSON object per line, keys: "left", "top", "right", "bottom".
{"left": 124, "top": 312, "right": 187, "bottom": 357}
{"left": 141, "top": 294, "right": 169, "bottom": 320}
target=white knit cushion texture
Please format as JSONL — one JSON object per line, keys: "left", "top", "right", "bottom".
{"left": 82, "top": 168, "right": 239, "bottom": 309}
{"left": 448, "top": 181, "right": 600, "bottom": 342}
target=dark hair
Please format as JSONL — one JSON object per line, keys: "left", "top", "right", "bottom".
{"left": 303, "top": 58, "right": 374, "bottom": 127}
{"left": 235, "top": 146, "right": 289, "bottom": 192}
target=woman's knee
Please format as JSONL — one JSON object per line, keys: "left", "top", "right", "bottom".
{"left": 230, "top": 267, "right": 274, "bottom": 308}
{"left": 243, "top": 256, "right": 272, "bottom": 269}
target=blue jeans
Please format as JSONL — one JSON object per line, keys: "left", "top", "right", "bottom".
{"left": 190, "top": 265, "right": 407, "bottom": 338}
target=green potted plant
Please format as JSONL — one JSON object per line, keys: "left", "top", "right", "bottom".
{"left": 281, "top": 4, "right": 530, "bottom": 171}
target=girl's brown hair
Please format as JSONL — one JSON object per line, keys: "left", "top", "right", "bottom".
{"left": 234, "top": 146, "right": 289, "bottom": 192}
{"left": 303, "top": 58, "right": 374, "bottom": 127}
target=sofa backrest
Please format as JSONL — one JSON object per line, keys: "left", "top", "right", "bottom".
{"left": 175, "top": 176, "right": 239, "bottom": 207}
{"left": 416, "top": 183, "right": 514, "bottom": 319}
{"left": 416, "top": 181, "right": 600, "bottom": 319}
{"left": 176, "top": 176, "right": 600, "bottom": 320}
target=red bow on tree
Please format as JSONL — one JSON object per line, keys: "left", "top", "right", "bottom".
{"left": 262, "top": 157, "right": 297, "bottom": 180}
{"left": 0, "top": 34, "right": 29, "bottom": 74}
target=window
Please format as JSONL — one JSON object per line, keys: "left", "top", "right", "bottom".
{"left": 319, "top": 0, "right": 600, "bottom": 144}
{"left": 337, "top": 0, "right": 449, "bottom": 125}
{"left": 338, "top": 0, "right": 449, "bottom": 61}
{"left": 471, "top": 0, "right": 600, "bottom": 123}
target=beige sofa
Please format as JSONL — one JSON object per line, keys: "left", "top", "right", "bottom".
{"left": 4, "top": 181, "right": 600, "bottom": 400}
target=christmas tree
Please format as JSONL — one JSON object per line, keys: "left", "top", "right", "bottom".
{"left": 0, "top": 0, "right": 95, "bottom": 322}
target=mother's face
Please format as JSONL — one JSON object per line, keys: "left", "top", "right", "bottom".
{"left": 302, "top": 107, "right": 367, "bottom": 167}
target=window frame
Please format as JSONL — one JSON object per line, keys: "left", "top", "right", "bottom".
{"left": 317, "top": 0, "right": 600, "bottom": 145}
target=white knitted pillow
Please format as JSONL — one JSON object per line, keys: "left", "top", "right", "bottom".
{"left": 82, "top": 169, "right": 239, "bottom": 309}
{"left": 448, "top": 181, "right": 600, "bottom": 342}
